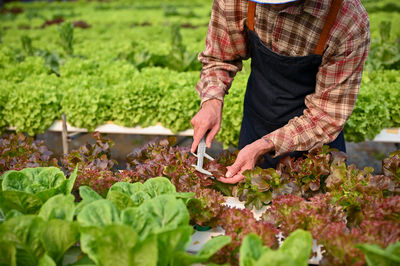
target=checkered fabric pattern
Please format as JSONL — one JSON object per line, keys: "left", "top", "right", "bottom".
{"left": 196, "top": 0, "right": 370, "bottom": 156}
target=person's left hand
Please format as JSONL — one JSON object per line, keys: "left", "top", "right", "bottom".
{"left": 217, "top": 138, "right": 274, "bottom": 184}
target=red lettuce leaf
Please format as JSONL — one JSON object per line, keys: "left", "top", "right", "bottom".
{"left": 0, "top": 133, "right": 58, "bottom": 175}
{"left": 62, "top": 132, "right": 117, "bottom": 174}
{"left": 211, "top": 207, "right": 278, "bottom": 266}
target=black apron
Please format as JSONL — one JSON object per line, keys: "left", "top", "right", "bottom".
{"left": 238, "top": 0, "right": 346, "bottom": 169}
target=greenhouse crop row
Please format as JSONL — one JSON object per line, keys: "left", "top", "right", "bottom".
{"left": 1, "top": 132, "right": 399, "bottom": 265}
{"left": 0, "top": 0, "right": 400, "bottom": 147}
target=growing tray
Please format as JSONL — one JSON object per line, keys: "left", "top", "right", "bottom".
{"left": 7, "top": 121, "right": 400, "bottom": 142}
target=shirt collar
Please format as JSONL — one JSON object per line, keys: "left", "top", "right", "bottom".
{"left": 276, "top": 0, "right": 331, "bottom": 18}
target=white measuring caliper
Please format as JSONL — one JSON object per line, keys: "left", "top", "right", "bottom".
{"left": 191, "top": 136, "right": 215, "bottom": 179}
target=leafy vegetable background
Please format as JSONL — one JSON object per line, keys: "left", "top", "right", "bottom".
{"left": 0, "top": 0, "right": 399, "bottom": 147}
{"left": 1, "top": 132, "right": 399, "bottom": 265}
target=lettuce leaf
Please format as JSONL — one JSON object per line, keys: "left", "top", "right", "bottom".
{"left": 357, "top": 242, "right": 400, "bottom": 266}
{"left": 0, "top": 167, "right": 77, "bottom": 215}
{"left": 240, "top": 230, "right": 312, "bottom": 266}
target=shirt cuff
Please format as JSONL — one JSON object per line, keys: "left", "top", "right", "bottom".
{"left": 262, "top": 126, "right": 298, "bottom": 158}
{"left": 200, "top": 87, "right": 227, "bottom": 106}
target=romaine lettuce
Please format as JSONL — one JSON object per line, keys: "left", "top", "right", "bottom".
{"left": 239, "top": 230, "right": 312, "bottom": 266}
{"left": 357, "top": 242, "right": 400, "bottom": 266}
{"left": 0, "top": 167, "right": 77, "bottom": 215}
{"left": 0, "top": 194, "right": 79, "bottom": 266}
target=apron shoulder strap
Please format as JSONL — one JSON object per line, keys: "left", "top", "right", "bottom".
{"left": 247, "top": 0, "right": 256, "bottom": 31}
{"left": 314, "top": 0, "right": 344, "bottom": 55}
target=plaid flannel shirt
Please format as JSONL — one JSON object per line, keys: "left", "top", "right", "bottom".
{"left": 196, "top": 0, "right": 370, "bottom": 156}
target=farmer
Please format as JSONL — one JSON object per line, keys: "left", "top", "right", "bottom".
{"left": 190, "top": 0, "right": 370, "bottom": 183}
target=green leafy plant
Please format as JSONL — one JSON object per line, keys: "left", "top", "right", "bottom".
{"left": 167, "top": 23, "right": 201, "bottom": 72}
{"left": 0, "top": 89, "right": 8, "bottom": 133}
{"left": 120, "top": 24, "right": 201, "bottom": 72}
{"left": 163, "top": 5, "right": 198, "bottom": 18}
{"left": 111, "top": 70, "right": 165, "bottom": 128}
{"left": 0, "top": 194, "right": 79, "bottom": 266}
{"left": 366, "top": 21, "right": 400, "bottom": 71}
{"left": 239, "top": 230, "right": 312, "bottom": 266}
{"left": 0, "top": 174, "right": 230, "bottom": 266}
{"left": 157, "top": 81, "right": 200, "bottom": 132}
{"left": 105, "top": 177, "right": 194, "bottom": 210}
{"left": 59, "top": 22, "right": 74, "bottom": 56}
{"left": 77, "top": 187, "right": 229, "bottom": 266}
{"left": 21, "top": 35, "right": 33, "bottom": 56}
{"left": 234, "top": 167, "right": 293, "bottom": 209}
{"left": 61, "top": 85, "right": 114, "bottom": 131}
{"left": 345, "top": 78, "right": 392, "bottom": 142}
{"left": 357, "top": 242, "right": 400, "bottom": 266}
{"left": 18, "top": 34, "right": 63, "bottom": 75}
{"left": 3, "top": 76, "right": 62, "bottom": 136}
{"left": 36, "top": 50, "right": 63, "bottom": 76}
{"left": 0, "top": 167, "right": 77, "bottom": 215}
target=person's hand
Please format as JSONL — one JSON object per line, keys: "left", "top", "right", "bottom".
{"left": 218, "top": 138, "right": 274, "bottom": 184}
{"left": 190, "top": 99, "right": 223, "bottom": 153}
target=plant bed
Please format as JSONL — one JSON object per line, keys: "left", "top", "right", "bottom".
{"left": 0, "top": 133, "right": 399, "bottom": 265}
{"left": 188, "top": 196, "right": 324, "bottom": 265}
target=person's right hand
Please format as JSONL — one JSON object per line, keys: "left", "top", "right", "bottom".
{"left": 190, "top": 98, "right": 223, "bottom": 153}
